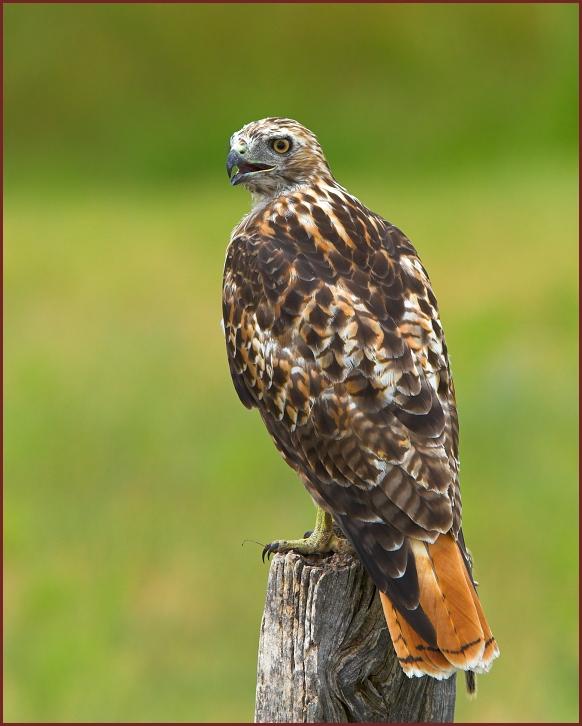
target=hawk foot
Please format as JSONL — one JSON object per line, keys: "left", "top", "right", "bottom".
{"left": 261, "top": 533, "right": 352, "bottom": 561}
{"left": 262, "top": 508, "right": 353, "bottom": 561}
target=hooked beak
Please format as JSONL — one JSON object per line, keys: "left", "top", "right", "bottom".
{"left": 226, "top": 149, "right": 275, "bottom": 186}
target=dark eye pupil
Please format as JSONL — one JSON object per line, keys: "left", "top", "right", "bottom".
{"left": 274, "top": 139, "right": 289, "bottom": 152}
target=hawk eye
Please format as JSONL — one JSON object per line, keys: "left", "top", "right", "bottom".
{"left": 272, "top": 138, "right": 291, "bottom": 154}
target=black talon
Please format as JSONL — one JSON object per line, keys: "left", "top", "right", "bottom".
{"left": 303, "top": 530, "right": 313, "bottom": 538}
{"left": 262, "top": 541, "right": 279, "bottom": 563}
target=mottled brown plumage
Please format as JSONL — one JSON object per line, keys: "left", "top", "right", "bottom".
{"left": 222, "top": 117, "right": 498, "bottom": 681}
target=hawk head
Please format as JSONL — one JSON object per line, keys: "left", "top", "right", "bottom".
{"left": 226, "top": 117, "right": 330, "bottom": 197}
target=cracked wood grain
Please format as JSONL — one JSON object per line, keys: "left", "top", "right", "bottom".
{"left": 254, "top": 551, "right": 456, "bottom": 723}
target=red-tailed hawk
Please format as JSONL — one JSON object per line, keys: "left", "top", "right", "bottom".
{"left": 222, "top": 117, "right": 499, "bottom": 683}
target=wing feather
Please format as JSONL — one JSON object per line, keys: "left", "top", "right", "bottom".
{"left": 222, "top": 192, "right": 464, "bottom": 635}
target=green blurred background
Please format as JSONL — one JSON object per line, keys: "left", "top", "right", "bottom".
{"left": 4, "top": 3, "right": 578, "bottom": 722}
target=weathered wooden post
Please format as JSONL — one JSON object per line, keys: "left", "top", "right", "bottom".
{"left": 254, "top": 551, "right": 456, "bottom": 723}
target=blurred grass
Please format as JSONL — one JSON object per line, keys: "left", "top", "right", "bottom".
{"left": 3, "top": 3, "right": 578, "bottom": 186}
{"left": 3, "top": 2, "right": 579, "bottom": 723}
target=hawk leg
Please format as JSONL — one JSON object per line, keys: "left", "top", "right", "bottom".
{"left": 262, "top": 508, "right": 352, "bottom": 561}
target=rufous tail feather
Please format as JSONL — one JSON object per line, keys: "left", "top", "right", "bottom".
{"left": 379, "top": 534, "right": 499, "bottom": 682}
